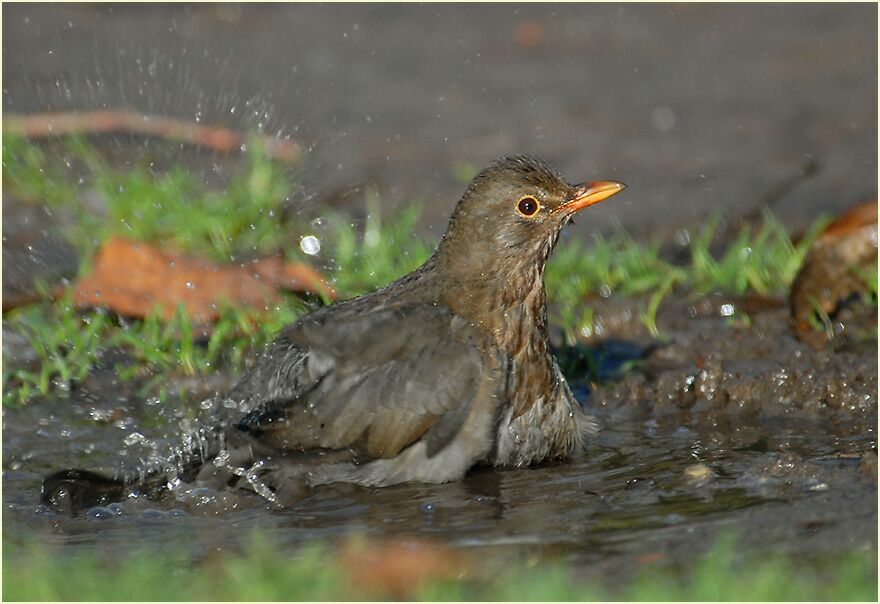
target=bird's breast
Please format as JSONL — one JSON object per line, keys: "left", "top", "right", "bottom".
{"left": 436, "top": 271, "right": 557, "bottom": 420}
{"left": 465, "top": 288, "right": 586, "bottom": 466}
{"left": 478, "top": 289, "right": 554, "bottom": 418}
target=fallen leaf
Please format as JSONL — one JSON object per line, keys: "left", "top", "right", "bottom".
{"left": 817, "top": 200, "right": 878, "bottom": 239}
{"left": 249, "top": 255, "right": 335, "bottom": 299}
{"left": 790, "top": 199, "right": 878, "bottom": 345}
{"left": 72, "top": 236, "right": 335, "bottom": 322}
{"left": 339, "top": 537, "right": 469, "bottom": 599}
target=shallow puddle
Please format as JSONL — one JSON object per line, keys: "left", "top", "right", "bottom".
{"left": 4, "top": 296, "right": 876, "bottom": 583}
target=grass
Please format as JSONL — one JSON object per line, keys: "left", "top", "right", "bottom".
{"left": 2, "top": 134, "right": 297, "bottom": 262}
{"left": 2, "top": 532, "right": 875, "bottom": 600}
{"left": 2, "top": 135, "right": 423, "bottom": 405}
{"left": 3, "top": 291, "right": 312, "bottom": 406}
{"left": 324, "top": 187, "right": 434, "bottom": 294}
{"left": 544, "top": 211, "right": 828, "bottom": 339}
{"left": 0, "top": 135, "right": 861, "bottom": 405}
{"left": 855, "top": 263, "right": 879, "bottom": 303}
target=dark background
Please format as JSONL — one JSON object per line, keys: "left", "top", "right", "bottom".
{"left": 3, "top": 3, "right": 877, "bottom": 237}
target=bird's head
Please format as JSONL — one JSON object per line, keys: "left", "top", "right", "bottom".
{"left": 434, "top": 155, "right": 625, "bottom": 299}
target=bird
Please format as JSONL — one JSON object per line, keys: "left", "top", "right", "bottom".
{"left": 41, "top": 155, "right": 625, "bottom": 513}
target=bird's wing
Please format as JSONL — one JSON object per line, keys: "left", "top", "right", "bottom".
{"left": 229, "top": 302, "right": 488, "bottom": 459}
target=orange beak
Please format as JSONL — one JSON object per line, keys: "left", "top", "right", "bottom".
{"left": 559, "top": 180, "right": 626, "bottom": 213}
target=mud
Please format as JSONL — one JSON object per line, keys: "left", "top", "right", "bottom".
{"left": 3, "top": 293, "right": 876, "bottom": 581}
{"left": 2, "top": 199, "right": 79, "bottom": 309}
{"left": 576, "top": 294, "right": 877, "bottom": 421}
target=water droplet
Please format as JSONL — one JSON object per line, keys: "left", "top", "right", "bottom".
{"left": 87, "top": 506, "right": 115, "bottom": 520}
{"left": 124, "top": 432, "right": 146, "bottom": 446}
{"left": 420, "top": 502, "right": 437, "bottom": 514}
{"left": 300, "top": 235, "right": 321, "bottom": 256}
{"left": 214, "top": 449, "right": 230, "bottom": 466}
{"left": 674, "top": 228, "right": 691, "bottom": 247}
{"left": 34, "top": 504, "right": 55, "bottom": 517}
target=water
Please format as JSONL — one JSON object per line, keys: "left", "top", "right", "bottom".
{"left": 3, "top": 378, "right": 875, "bottom": 583}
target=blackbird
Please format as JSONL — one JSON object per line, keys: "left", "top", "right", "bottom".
{"left": 42, "top": 155, "right": 625, "bottom": 512}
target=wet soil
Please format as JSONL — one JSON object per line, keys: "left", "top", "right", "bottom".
{"left": 2, "top": 199, "right": 79, "bottom": 309}
{"left": 3, "top": 4, "right": 877, "bottom": 237}
{"left": 575, "top": 294, "right": 877, "bottom": 421}
{"left": 3, "top": 294, "right": 876, "bottom": 582}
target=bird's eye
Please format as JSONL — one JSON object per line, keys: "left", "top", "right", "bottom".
{"left": 516, "top": 195, "right": 540, "bottom": 217}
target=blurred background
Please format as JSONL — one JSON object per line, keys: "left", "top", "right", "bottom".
{"left": 4, "top": 3, "right": 877, "bottom": 237}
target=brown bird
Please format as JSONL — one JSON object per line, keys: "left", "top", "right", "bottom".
{"left": 42, "top": 156, "right": 625, "bottom": 512}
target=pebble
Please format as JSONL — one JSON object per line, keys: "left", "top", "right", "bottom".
{"left": 683, "top": 463, "right": 715, "bottom": 486}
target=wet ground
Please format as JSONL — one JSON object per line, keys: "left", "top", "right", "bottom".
{"left": 3, "top": 292, "right": 877, "bottom": 583}
{"left": 2, "top": 1, "right": 877, "bottom": 590}
{"left": 3, "top": 4, "right": 877, "bottom": 237}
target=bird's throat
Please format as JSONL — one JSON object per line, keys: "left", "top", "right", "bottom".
{"left": 436, "top": 263, "right": 550, "bottom": 377}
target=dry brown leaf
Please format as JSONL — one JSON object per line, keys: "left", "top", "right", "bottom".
{"left": 72, "top": 236, "right": 335, "bottom": 322}
{"left": 790, "top": 199, "right": 878, "bottom": 345}
{"left": 818, "top": 200, "right": 878, "bottom": 239}
{"left": 339, "top": 537, "right": 469, "bottom": 599}
{"left": 249, "top": 255, "right": 336, "bottom": 299}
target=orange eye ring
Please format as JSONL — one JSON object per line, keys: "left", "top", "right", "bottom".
{"left": 516, "top": 195, "right": 541, "bottom": 217}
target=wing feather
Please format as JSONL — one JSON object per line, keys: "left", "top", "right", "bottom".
{"left": 231, "top": 302, "right": 485, "bottom": 459}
